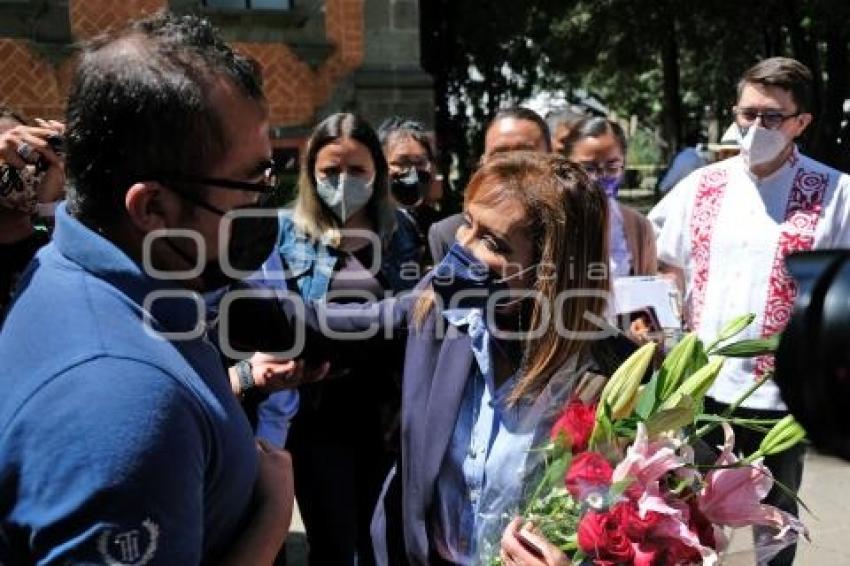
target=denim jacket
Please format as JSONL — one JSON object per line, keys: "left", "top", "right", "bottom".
{"left": 277, "top": 208, "right": 423, "bottom": 299}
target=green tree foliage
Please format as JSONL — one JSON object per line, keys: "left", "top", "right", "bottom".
{"left": 421, "top": 0, "right": 850, "bottom": 209}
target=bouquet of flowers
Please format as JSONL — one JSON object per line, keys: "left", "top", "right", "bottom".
{"left": 492, "top": 314, "right": 809, "bottom": 565}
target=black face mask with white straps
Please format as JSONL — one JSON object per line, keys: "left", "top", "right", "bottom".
{"left": 164, "top": 188, "right": 278, "bottom": 292}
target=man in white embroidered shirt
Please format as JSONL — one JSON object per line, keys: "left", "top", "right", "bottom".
{"left": 649, "top": 57, "right": 850, "bottom": 565}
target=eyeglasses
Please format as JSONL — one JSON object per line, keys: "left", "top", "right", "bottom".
{"left": 389, "top": 157, "right": 432, "bottom": 171}
{"left": 150, "top": 161, "right": 281, "bottom": 194}
{"left": 733, "top": 107, "right": 801, "bottom": 130}
{"left": 578, "top": 160, "right": 624, "bottom": 179}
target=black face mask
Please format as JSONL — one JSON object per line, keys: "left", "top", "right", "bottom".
{"left": 390, "top": 167, "right": 431, "bottom": 208}
{"left": 164, "top": 190, "right": 278, "bottom": 292}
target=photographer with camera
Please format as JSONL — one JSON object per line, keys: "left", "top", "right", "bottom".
{"left": 0, "top": 107, "right": 65, "bottom": 321}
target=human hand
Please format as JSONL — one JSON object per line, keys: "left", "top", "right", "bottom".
{"left": 250, "top": 352, "right": 330, "bottom": 392}
{"left": 254, "top": 439, "right": 295, "bottom": 538}
{"left": 0, "top": 121, "right": 65, "bottom": 203}
{"left": 500, "top": 518, "right": 570, "bottom": 566}
{"left": 627, "top": 315, "right": 664, "bottom": 345}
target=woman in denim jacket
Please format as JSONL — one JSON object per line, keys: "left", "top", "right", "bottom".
{"left": 258, "top": 112, "right": 420, "bottom": 565}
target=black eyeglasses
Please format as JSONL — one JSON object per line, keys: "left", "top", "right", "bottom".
{"left": 149, "top": 161, "right": 281, "bottom": 194}
{"left": 733, "top": 107, "right": 801, "bottom": 130}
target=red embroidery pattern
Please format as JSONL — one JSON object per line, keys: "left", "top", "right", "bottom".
{"left": 755, "top": 167, "right": 829, "bottom": 377}
{"left": 688, "top": 168, "right": 729, "bottom": 331}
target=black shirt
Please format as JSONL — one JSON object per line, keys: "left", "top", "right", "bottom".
{"left": 0, "top": 229, "right": 49, "bottom": 322}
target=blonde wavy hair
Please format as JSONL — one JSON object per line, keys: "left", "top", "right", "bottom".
{"left": 414, "top": 151, "right": 610, "bottom": 403}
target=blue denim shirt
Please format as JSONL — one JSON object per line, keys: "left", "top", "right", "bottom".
{"left": 430, "top": 308, "right": 582, "bottom": 563}
{"left": 257, "top": 209, "right": 422, "bottom": 446}
{"left": 276, "top": 209, "right": 422, "bottom": 299}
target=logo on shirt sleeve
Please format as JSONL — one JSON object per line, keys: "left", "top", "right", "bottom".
{"left": 97, "top": 519, "right": 159, "bottom": 565}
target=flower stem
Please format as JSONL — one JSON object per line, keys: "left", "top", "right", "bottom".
{"left": 692, "top": 373, "right": 772, "bottom": 439}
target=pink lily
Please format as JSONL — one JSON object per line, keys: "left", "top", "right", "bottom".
{"left": 613, "top": 423, "right": 684, "bottom": 490}
{"left": 611, "top": 425, "right": 720, "bottom": 565}
{"left": 698, "top": 423, "right": 809, "bottom": 539}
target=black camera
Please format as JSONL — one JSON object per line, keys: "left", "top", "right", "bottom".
{"left": 35, "top": 135, "right": 65, "bottom": 173}
{"left": 776, "top": 250, "right": 850, "bottom": 461}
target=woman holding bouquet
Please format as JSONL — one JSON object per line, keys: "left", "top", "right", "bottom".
{"left": 397, "top": 150, "right": 618, "bottom": 565}
{"left": 261, "top": 150, "right": 621, "bottom": 564}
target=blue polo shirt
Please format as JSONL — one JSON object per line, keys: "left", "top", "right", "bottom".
{"left": 0, "top": 204, "right": 258, "bottom": 565}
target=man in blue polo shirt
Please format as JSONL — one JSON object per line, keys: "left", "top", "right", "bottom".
{"left": 0, "top": 13, "right": 294, "bottom": 565}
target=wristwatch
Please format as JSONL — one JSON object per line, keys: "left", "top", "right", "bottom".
{"left": 235, "top": 359, "right": 255, "bottom": 397}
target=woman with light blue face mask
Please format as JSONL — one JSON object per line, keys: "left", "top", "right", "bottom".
{"left": 252, "top": 112, "right": 421, "bottom": 565}
{"left": 561, "top": 117, "right": 657, "bottom": 278}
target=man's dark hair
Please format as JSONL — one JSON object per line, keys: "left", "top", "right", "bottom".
{"left": 377, "top": 116, "right": 435, "bottom": 162}
{"left": 486, "top": 106, "right": 552, "bottom": 152}
{"left": 737, "top": 57, "right": 813, "bottom": 113}
{"left": 560, "top": 117, "right": 627, "bottom": 158}
{"left": 65, "top": 11, "right": 265, "bottom": 229}
{"left": 0, "top": 105, "right": 26, "bottom": 126}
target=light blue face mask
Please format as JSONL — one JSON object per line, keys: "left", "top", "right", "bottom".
{"left": 316, "top": 173, "right": 374, "bottom": 223}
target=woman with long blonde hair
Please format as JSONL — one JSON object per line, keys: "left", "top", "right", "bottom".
{"left": 256, "top": 112, "right": 421, "bottom": 565}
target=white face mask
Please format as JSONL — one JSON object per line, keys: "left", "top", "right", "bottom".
{"left": 740, "top": 125, "right": 789, "bottom": 169}
{"left": 316, "top": 173, "right": 374, "bottom": 223}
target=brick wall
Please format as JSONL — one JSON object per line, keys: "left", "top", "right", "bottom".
{"left": 0, "top": 40, "right": 75, "bottom": 120}
{"left": 0, "top": 0, "right": 366, "bottom": 129}
{"left": 70, "top": 0, "right": 167, "bottom": 40}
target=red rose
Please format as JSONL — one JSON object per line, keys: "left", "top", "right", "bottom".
{"left": 565, "top": 452, "right": 613, "bottom": 499}
{"left": 577, "top": 509, "right": 635, "bottom": 564}
{"left": 551, "top": 400, "right": 596, "bottom": 453}
{"left": 611, "top": 501, "right": 705, "bottom": 565}
{"left": 611, "top": 501, "right": 661, "bottom": 542}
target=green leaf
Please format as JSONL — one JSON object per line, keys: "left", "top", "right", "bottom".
{"left": 687, "top": 345, "right": 710, "bottom": 376}
{"left": 646, "top": 395, "right": 696, "bottom": 436}
{"left": 714, "top": 334, "right": 780, "bottom": 358}
{"left": 541, "top": 453, "right": 572, "bottom": 493}
{"left": 610, "top": 478, "right": 634, "bottom": 499}
{"left": 635, "top": 372, "right": 661, "bottom": 420}
{"left": 590, "top": 407, "right": 614, "bottom": 448}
